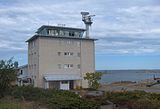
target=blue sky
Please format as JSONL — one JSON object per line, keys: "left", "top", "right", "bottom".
{"left": 0, "top": 0, "right": 160, "bottom": 70}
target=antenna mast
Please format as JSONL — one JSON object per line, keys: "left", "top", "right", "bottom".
{"left": 81, "top": 12, "right": 95, "bottom": 38}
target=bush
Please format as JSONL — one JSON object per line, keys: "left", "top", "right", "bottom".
{"left": 11, "top": 86, "right": 99, "bottom": 109}
{"left": 101, "top": 91, "right": 160, "bottom": 109}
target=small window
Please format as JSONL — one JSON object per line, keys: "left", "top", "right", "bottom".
{"left": 64, "top": 52, "right": 73, "bottom": 56}
{"left": 33, "top": 41, "right": 35, "bottom": 47}
{"left": 77, "top": 41, "right": 80, "bottom": 47}
{"left": 77, "top": 53, "right": 80, "bottom": 57}
{"left": 58, "top": 52, "right": 61, "bottom": 56}
{"left": 64, "top": 64, "right": 73, "bottom": 68}
{"left": 70, "top": 64, "right": 73, "bottom": 68}
{"left": 67, "top": 40, "right": 71, "bottom": 44}
{"left": 70, "top": 52, "right": 74, "bottom": 56}
{"left": 58, "top": 64, "right": 61, "bottom": 69}
{"left": 64, "top": 64, "right": 68, "bottom": 68}
{"left": 77, "top": 64, "right": 80, "bottom": 69}
{"left": 20, "top": 70, "right": 23, "bottom": 75}
{"left": 65, "top": 52, "right": 67, "bottom": 55}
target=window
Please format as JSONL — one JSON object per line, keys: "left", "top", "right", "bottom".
{"left": 70, "top": 52, "right": 73, "bottom": 56}
{"left": 74, "top": 32, "right": 79, "bottom": 37}
{"left": 64, "top": 64, "right": 68, "bottom": 68}
{"left": 33, "top": 41, "right": 35, "bottom": 47}
{"left": 69, "top": 31, "right": 75, "bottom": 36}
{"left": 66, "top": 40, "right": 74, "bottom": 45}
{"left": 77, "top": 41, "right": 80, "bottom": 47}
{"left": 66, "top": 40, "right": 71, "bottom": 44}
{"left": 58, "top": 52, "right": 61, "bottom": 56}
{"left": 59, "top": 30, "right": 65, "bottom": 36}
{"left": 48, "top": 29, "right": 59, "bottom": 36}
{"left": 34, "top": 64, "right": 36, "bottom": 68}
{"left": 64, "top": 52, "right": 74, "bottom": 56}
{"left": 64, "top": 64, "right": 73, "bottom": 69}
{"left": 20, "top": 70, "right": 23, "bottom": 75}
{"left": 79, "top": 32, "right": 83, "bottom": 37}
{"left": 77, "top": 64, "right": 80, "bottom": 69}
{"left": 58, "top": 64, "right": 61, "bottom": 69}
{"left": 77, "top": 52, "right": 80, "bottom": 57}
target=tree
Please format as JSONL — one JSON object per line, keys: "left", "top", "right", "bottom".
{"left": 0, "top": 58, "right": 17, "bottom": 97}
{"left": 84, "top": 72, "right": 103, "bottom": 90}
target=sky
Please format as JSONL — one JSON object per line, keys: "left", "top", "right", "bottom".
{"left": 0, "top": 0, "right": 160, "bottom": 70}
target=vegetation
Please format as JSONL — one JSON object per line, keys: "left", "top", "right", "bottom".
{"left": 0, "top": 58, "right": 17, "bottom": 98}
{"left": 0, "top": 97, "right": 43, "bottom": 109}
{"left": 1, "top": 58, "right": 160, "bottom": 109}
{"left": 10, "top": 86, "right": 99, "bottom": 109}
{"left": 84, "top": 72, "right": 102, "bottom": 90}
{"left": 85, "top": 90, "right": 160, "bottom": 109}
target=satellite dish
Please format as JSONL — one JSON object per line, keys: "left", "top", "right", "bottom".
{"left": 81, "top": 12, "right": 89, "bottom": 15}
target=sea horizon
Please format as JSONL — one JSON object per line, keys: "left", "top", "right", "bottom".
{"left": 98, "top": 69, "right": 160, "bottom": 84}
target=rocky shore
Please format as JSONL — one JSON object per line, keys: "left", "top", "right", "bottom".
{"left": 99, "top": 79, "right": 160, "bottom": 93}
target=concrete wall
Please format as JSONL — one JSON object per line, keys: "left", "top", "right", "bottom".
{"left": 28, "top": 37, "right": 95, "bottom": 88}
{"left": 80, "top": 40, "right": 95, "bottom": 88}
{"left": 28, "top": 38, "right": 39, "bottom": 87}
{"left": 18, "top": 65, "right": 28, "bottom": 75}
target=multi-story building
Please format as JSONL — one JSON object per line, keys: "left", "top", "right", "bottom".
{"left": 23, "top": 25, "right": 96, "bottom": 90}
{"left": 17, "top": 12, "right": 96, "bottom": 90}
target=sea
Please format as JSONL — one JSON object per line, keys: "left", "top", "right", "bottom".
{"left": 98, "top": 70, "right": 160, "bottom": 83}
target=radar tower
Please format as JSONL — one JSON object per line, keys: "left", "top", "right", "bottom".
{"left": 81, "top": 12, "right": 95, "bottom": 38}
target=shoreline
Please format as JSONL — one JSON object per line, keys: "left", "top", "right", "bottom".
{"left": 99, "top": 78, "right": 160, "bottom": 93}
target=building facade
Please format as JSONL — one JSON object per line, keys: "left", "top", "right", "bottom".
{"left": 20, "top": 25, "right": 96, "bottom": 90}
{"left": 17, "top": 65, "right": 31, "bottom": 86}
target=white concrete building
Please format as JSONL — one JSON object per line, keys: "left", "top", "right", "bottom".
{"left": 18, "top": 13, "right": 96, "bottom": 90}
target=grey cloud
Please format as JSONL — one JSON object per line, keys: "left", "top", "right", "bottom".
{"left": 0, "top": 0, "right": 160, "bottom": 59}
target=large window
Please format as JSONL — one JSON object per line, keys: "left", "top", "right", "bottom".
{"left": 69, "top": 31, "right": 75, "bottom": 37}
{"left": 79, "top": 32, "right": 83, "bottom": 37}
{"left": 47, "top": 29, "right": 59, "bottom": 36}
{"left": 59, "top": 30, "right": 65, "bottom": 36}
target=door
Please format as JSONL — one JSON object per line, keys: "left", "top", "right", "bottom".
{"left": 60, "top": 81, "right": 69, "bottom": 90}
{"left": 69, "top": 80, "right": 74, "bottom": 89}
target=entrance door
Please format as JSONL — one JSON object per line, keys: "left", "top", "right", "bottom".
{"left": 69, "top": 80, "right": 74, "bottom": 89}
{"left": 60, "top": 81, "right": 69, "bottom": 90}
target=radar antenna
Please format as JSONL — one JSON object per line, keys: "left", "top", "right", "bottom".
{"left": 81, "top": 12, "right": 95, "bottom": 38}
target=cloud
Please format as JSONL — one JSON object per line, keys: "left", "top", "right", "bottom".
{"left": 0, "top": 0, "right": 160, "bottom": 64}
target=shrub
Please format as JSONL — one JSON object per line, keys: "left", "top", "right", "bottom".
{"left": 11, "top": 86, "right": 99, "bottom": 109}
{"left": 102, "top": 91, "right": 160, "bottom": 109}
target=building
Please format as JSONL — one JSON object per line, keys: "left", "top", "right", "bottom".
{"left": 17, "top": 65, "right": 31, "bottom": 86}
{"left": 18, "top": 12, "right": 96, "bottom": 90}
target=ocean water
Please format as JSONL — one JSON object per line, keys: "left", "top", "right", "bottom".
{"left": 99, "top": 70, "right": 160, "bottom": 83}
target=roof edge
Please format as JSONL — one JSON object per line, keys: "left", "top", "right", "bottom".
{"left": 26, "top": 35, "right": 98, "bottom": 42}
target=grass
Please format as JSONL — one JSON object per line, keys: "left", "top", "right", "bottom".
{"left": 0, "top": 97, "right": 46, "bottom": 109}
